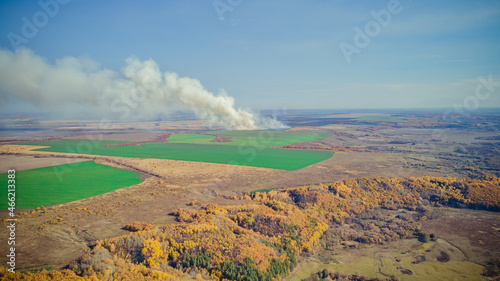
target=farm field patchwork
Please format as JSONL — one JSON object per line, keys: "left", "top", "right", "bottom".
{"left": 0, "top": 161, "right": 141, "bottom": 209}
{"left": 20, "top": 139, "right": 334, "bottom": 170}
{"left": 193, "top": 130, "right": 330, "bottom": 146}
{"left": 2, "top": 111, "right": 500, "bottom": 280}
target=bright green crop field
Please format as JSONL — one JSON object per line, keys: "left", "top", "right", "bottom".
{"left": 0, "top": 161, "right": 141, "bottom": 209}
{"left": 168, "top": 134, "right": 216, "bottom": 144}
{"left": 20, "top": 139, "right": 334, "bottom": 170}
{"left": 170, "top": 130, "right": 330, "bottom": 146}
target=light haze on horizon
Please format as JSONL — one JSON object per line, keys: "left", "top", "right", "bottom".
{"left": 0, "top": 0, "right": 499, "bottom": 114}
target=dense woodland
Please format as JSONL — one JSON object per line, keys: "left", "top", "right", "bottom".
{"left": 1, "top": 172, "right": 499, "bottom": 280}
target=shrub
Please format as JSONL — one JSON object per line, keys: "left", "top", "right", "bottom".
{"left": 417, "top": 232, "right": 429, "bottom": 243}
{"left": 124, "top": 222, "right": 154, "bottom": 232}
{"left": 72, "top": 247, "right": 114, "bottom": 276}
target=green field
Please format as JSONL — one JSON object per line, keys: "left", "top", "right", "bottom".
{"left": 20, "top": 139, "right": 334, "bottom": 170}
{"left": 0, "top": 161, "right": 141, "bottom": 209}
{"left": 169, "top": 130, "right": 331, "bottom": 146}
{"left": 168, "top": 134, "right": 216, "bottom": 144}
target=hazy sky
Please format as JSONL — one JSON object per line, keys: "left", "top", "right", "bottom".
{"left": 1, "top": 0, "right": 499, "bottom": 112}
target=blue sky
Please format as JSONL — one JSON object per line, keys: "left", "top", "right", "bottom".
{"left": 0, "top": 0, "right": 499, "bottom": 111}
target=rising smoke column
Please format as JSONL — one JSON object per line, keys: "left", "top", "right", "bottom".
{"left": 0, "top": 47, "right": 287, "bottom": 130}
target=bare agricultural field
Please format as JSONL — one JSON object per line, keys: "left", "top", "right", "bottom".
{"left": 0, "top": 155, "right": 88, "bottom": 172}
{"left": 63, "top": 131, "right": 163, "bottom": 142}
{"left": 0, "top": 144, "right": 70, "bottom": 155}
{"left": 52, "top": 120, "right": 211, "bottom": 131}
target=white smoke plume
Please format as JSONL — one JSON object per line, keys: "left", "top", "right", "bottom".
{"left": 0, "top": 47, "right": 287, "bottom": 130}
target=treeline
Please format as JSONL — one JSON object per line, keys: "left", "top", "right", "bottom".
{"left": 245, "top": 174, "right": 500, "bottom": 220}
{"left": 1, "top": 175, "right": 499, "bottom": 280}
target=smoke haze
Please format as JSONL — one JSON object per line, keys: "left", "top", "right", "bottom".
{"left": 0, "top": 47, "right": 287, "bottom": 130}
